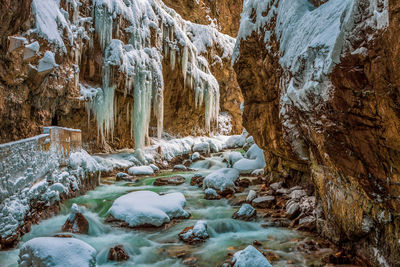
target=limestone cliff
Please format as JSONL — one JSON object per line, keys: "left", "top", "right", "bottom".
{"left": 234, "top": 0, "right": 400, "bottom": 265}
{"left": 0, "top": 0, "right": 243, "bottom": 151}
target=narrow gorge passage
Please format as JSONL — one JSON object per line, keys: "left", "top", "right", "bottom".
{"left": 1, "top": 0, "right": 399, "bottom": 266}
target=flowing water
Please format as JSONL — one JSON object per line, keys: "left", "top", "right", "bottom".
{"left": 0, "top": 153, "right": 332, "bottom": 267}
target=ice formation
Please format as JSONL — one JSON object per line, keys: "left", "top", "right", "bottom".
{"left": 45, "top": 0, "right": 229, "bottom": 148}
{"left": 233, "top": 144, "right": 266, "bottom": 174}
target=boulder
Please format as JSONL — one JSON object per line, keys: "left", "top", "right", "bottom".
{"left": 153, "top": 175, "right": 186, "bottom": 186}
{"left": 116, "top": 172, "right": 134, "bottom": 182}
{"left": 108, "top": 245, "right": 130, "bottom": 261}
{"left": 178, "top": 220, "right": 209, "bottom": 244}
{"left": 193, "top": 142, "right": 210, "bottom": 154}
{"left": 246, "top": 190, "right": 257, "bottom": 202}
{"left": 190, "top": 173, "right": 205, "bottom": 187}
{"left": 62, "top": 204, "right": 89, "bottom": 234}
{"left": 252, "top": 196, "right": 275, "bottom": 209}
{"left": 289, "top": 189, "right": 307, "bottom": 200}
{"left": 18, "top": 237, "right": 96, "bottom": 267}
{"left": 203, "top": 168, "right": 239, "bottom": 196}
{"left": 232, "top": 204, "right": 257, "bottom": 221}
{"left": 231, "top": 245, "right": 272, "bottom": 267}
{"left": 173, "top": 164, "right": 187, "bottom": 171}
{"left": 204, "top": 188, "right": 220, "bottom": 200}
{"left": 191, "top": 152, "right": 201, "bottom": 161}
{"left": 128, "top": 166, "right": 154, "bottom": 176}
{"left": 285, "top": 201, "right": 301, "bottom": 219}
{"left": 149, "top": 164, "right": 159, "bottom": 172}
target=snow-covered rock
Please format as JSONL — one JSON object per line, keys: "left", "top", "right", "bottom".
{"left": 204, "top": 188, "right": 220, "bottom": 200}
{"left": 108, "top": 191, "right": 189, "bottom": 227}
{"left": 233, "top": 144, "right": 266, "bottom": 174}
{"left": 232, "top": 245, "right": 272, "bottom": 267}
{"left": 227, "top": 151, "right": 243, "bottom": 167}
{"left": 61, "top": 204, "right": 89, "bottom": 234}
{"left": 246, "top": 190, "right": 257, "bottom": 202}
{"left": 173, "top": 164, "right": 187, "bottom": 171}
{"left": 193, "top": 142, "right": 210, "bottom": 154}
{"left": 225, "top": 135, "right": 246, "bottom": 148}
{"left": 203, "top": 168, "right": 239, "bottom": 195}
{"left": 178, "top": 220, "right": 209, "bottom": 244}
{"left": 37, "top": 51, "right": 58, "bottom": 72}
{"left": 149, "top": 164, "right": 159, "bottom": 172}
{"left": 127, "top": 166, "right": 154, "bottom": 176}
{"left": 191, "top": 152, "right": 201, "bottom": 161}
{"left": 18, "top": 237, "right": 97, "bottom": 267}
{"left": 232, "top": 204, "right": 257, "bottom": 221}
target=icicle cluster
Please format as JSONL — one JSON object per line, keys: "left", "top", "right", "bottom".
{"left": 87, "top": 0, "right": 221, "bottom": 148}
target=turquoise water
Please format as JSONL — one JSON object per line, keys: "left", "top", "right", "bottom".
{"left": 0, "top": 156, "right": 330, "bottom": 267}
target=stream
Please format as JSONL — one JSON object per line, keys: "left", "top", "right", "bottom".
{"left": 0, "top": 153, "right": 332, "bottom": 266}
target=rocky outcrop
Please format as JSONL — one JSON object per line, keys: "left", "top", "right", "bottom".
{"left": 234, "top": 0, "right": 400, "bottom": 265}
{"left": 0, "top": 0, "right": 243, "bottom": 151}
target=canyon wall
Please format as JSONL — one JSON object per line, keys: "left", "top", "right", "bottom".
{"left": 0, "top": 0, "right": 243, "bottom": 151}
{"left": 234, "top": 0, "right": 400, "bottom": 265}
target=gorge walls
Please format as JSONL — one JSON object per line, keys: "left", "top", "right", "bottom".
{"left": 234, "top": 0, "right": 400, "bottom": 265}
{"left": 0, "top": 0, "right": 243, "bottom": 151}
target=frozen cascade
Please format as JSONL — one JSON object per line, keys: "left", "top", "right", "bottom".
{"left": 85, "top": 0, "right": 225, "bottom": 148}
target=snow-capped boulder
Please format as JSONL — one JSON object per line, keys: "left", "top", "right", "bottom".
{"left": 127, "top": 166, "right": 154, "bottom": 176}
{"left": 246, "top": 190, "right": 257, "bottom": 202}
{"left": 204, "top": 188, "right": 220, "bottom": 200}
{"left": 225, "top": 135, "right": 246, "bottom": 148}
{"left": 108, "top": 191, "right": 189, "bottom": 227}
{"left": 61, "top": 204, "right": 89, "bottom": 234}
{"left": 173, "top": 164, "right": 187, "bottom": 171}
{"left": 116, "top": 172, "right": 134, "bottom": 182}
{"left": 232, "top": 245, "right": 272, "bottom": 267}
{"left": 233, "top": 144, "right": 266, "bottom": 174}
{"left": 193, "top": 142, "right": 210, "bottom": 154}
{"left": 232, "top": 204, "right": 257, "bottom": 221}
{"left": 227, "top": 151, "right": 243, "bottom": 167}
{"left": 191, "top": 152, "right": 201, "bottom": 161}
{"left": 149, "top": 164, "right": 159, "bottom": 172}
{"left": 178, "top": 220, "right": 209, "bottom": 244}
{"left": 203, "top": 168, "right": 239, "bottom": 196}
{"left": 18, "top": 237, "right": 97, "bottom": 267}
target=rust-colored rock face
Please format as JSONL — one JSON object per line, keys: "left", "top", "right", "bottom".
{"left": 234, "top": 0, "right": 400, "bottom": 265}
{"left": 162, "top": 0, "right": 243, "bottom": 36}
{"left": 0, "top": 0, "right": 243, "bottom": 151}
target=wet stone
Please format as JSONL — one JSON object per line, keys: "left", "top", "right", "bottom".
{"left": 153, "top": 175, "right": 186, "bottom": 186}
{"left": 108, "top": 245, "right": 130, "bottom": 261}
{"left": 252, "top": 196, "right": 276, "bottom": 209}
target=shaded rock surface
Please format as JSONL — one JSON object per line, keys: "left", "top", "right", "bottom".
{"left": 108, "top": 245, "right": 130, "bottom": 262}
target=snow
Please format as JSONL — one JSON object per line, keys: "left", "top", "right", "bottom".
{"left": 226, "top": 151, "right": 243, "bottom": 167}
{"left": 193, "top": 142, "right": 210, "bottom": 154}
{"left": 127, "top": 166, "right": 154, "bottom": 176}
{"left": 149, "top": 164, "right": 159, "bottom": 172}
{"left": 236, "top": 204, "right": 256, "bottom": 217}
{"left": 108, "top": 191, "right": 189, "bottom": 227}
{"left": 232, "top": 245, "right": 272, "bottom": 267}
{"left": 191, "top": 152, "right": 201, "bottom": 161}
{"left": 203, "top": 168, "right": 239, "bottom": 193}
{"left": 226, "top": 130, "right": 248, "bottom": 148}
{"left": 246, "top": 190, "right": 257, "bottom": 202}
{"left": 37, "top": 51, "right": 58, "bottom": 72}
{"left": 218, "top": 112, "right": 233, "bottom": 135}
{"left": 205, "top": 188, "right": 218, "bottom": 197}
{"left": 180, "top": 220, "right": 209, "bottom": 240}
{"left": 18, "top": 237, "right": 97, "bottom": 267}
{"left": 233, "top": 144, "right": 266, "bottom": 174}
{"left": 31, "top": 0, "right": 73, "bottom": 51}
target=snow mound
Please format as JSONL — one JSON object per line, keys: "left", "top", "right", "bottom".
{"left": 226, "top": 151, "right": 243, "bottom": 167}
{"left": 108, "top": 191, "right": 189, "bottom": 227}
{"left": 18, "top": 237, "right": 97, "bottom": 267}
{"left": 127, "top": 166, "right": 154, "bottom": 176}
{"left": 233, "top": 144, "right": 266, "bottom": 174}
{"left": 193, "top": 142, "right": 210, "bottom": 154}
{"left": 232, "top": 245, "right": 272, "bottom": 267}
{"left": 203, "top": 168, "right": 239, "bottom": 193}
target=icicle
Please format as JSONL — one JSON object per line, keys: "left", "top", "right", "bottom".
{"left": 182, "top": 45, "right": 188, "bottom": 85}
{"left": 93, "top": 4, "right": 112, "bottom": 51}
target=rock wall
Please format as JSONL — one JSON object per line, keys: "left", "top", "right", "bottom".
{"left": 0, "top": 0, "right": 243, "bottom": 152}
{"left": 234, "top": 0, "right": 400, "bottom": 265}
